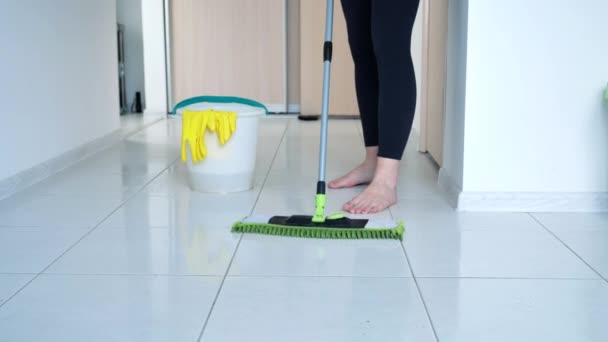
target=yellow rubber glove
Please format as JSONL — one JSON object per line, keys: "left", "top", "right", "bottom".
{"left": 181, "top": 110, "right": 200, "bottom": 162}
{"left": 181, "top": 109, "right": 238, "bottom": 163}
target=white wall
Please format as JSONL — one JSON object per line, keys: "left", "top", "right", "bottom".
{"left": 463, "top": 0, "right": 608, "bottom": 193}
{"left": 441, "top": 0, "right": 468, "bottom": 190}
{"left": 0, "top": 0, "right": 120, "bottom": 181}
{"left": 117, "top": 0, "right": 146, "bottom": 111}
{"left": 441, "top": 0, "right": 608, "bottom": 211}
{"left": 141, "top": 0, "right": 168, "bottom": 114}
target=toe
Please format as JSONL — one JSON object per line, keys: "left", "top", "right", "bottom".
{"left": 343, "top": 196, "right": 358, "bottom": 212}
{"left": 368, "top": 203, "right": 381, "bottom": 214}
{"left": 343, "top": 200, "right": 353, "bottom": 210}
{"left": 360, "top": 204, "right": 372, "bottom": 215}
{"left": 362, "top": 202, "right": 375, "bottom": 215}
{"left": 348, "top": 201, "right": 360, "bottom": 214}
{"left": 329, "top": 177, "right": 351, "bottom": 189}
{"left": 354, "top": 200, "right": 369, "bottom": 215}
{"left": 355, "top": 201, "right": 368, "bottom": 214}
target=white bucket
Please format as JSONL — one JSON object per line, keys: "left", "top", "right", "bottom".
{"left": 178, "top": 102, "right": 264, "bottom": 193}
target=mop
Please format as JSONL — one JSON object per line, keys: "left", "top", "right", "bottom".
{"left": 232, "top": 0, "right": 404, "bottom": 240}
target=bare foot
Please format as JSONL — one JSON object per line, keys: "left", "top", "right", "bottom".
{"left": 328, "top": 147, "right": 378, "bottom": 189}
{"left": 343, "top": 156, "right": 399, "bottom": 214}
{"left": 343, "top": 181, "right": 397, "bottom": 214}
{"left": 328, "top": 161, "right": 375, "bottom": 189}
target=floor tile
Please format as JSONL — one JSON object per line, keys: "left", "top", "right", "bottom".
{"left": 260, "top": 173, "right": 319, "bottom": 195}
{"left": 143, "top": 166, "right": 192, "bottom": 194}
{"left": 0, "top": 194, "right": 31, "bottom": 218}
{"left": 96, "top": 141, "right": 177, "bottom": 163}
{"left": 531, "top": 213, "right": 608, "bottom": 279}
{"left": 0, "top": 195, "right": 124, "bottom": 228}
{"left": 201, "top": 276, "right": 435, "bottom": 342}
{"left": 0, "top": 274, "right": 34, "bottom": 305}
{"left": 418, "top": 278, "right": 608, "bottom": 342}
{"left": 268, "top": 141, "right": 365, "bottom": 180}
{"left": 145, "top": 163, "right": 266, "bottom": 195}
{"left": 47, "top": 227, "right": 239, "bottom": 275}
{"left": 532, "top": 213, "right": 608, "bottom": 232}
{"left": 100, "top": 195, "right": 183, "bottom": 228}
{"left": 0, "top": 274, "right": 221, "bottom": 342}
{"left": 119, "top": 113, "right": 165, "bottom": 138}
{"left": 30, "top": 169, "right": 151, "bottom": 196}
{"left": 230, "top": 235, "right": 411, "bottom": 277}
{"left": 551, "top": 230, "right": 608, "bottom": 279}
{"left": 69, "top": 155, "right": 171, "bottom": 179}
{"left": 0, "top": 228, "right": 88, "bottom": 273}
{"left": 403, "top": 226, "right": 597, "bottom": 278}
{"left": 112, "top": 140, "right": 180, "bottom": 160}
{"left": 397, "top": 180, "right": 445, "bottom": 200}
{"left": 394, "top": 206, "right": 545, "bottom": 231}
{"left": 392, "top": 197, "right": 456, "bottom": 215}
{"left": 124, "top": 115, "right": 182, "bottom": 141}
{"left": 101, "top": 192, "right": 259, "bottom": 229}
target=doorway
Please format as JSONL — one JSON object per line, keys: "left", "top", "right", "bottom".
{"left": 116, "top": 0, "right": 146, "bottom": 115}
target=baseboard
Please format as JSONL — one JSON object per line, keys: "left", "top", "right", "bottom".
{"left": 287, "top": 104, "right": 300, "bottom": 113}
{"left": 0, "top": 129, "right": 122, "bottom": 201}
{"left": 121, "top": 114, "right": 165, "bottom": 139}
{"left": 265, "top": 104, "right": 288, "bottom": 113}
{"left": 438, "top": 167, "right": 608, "bottom": 212}
{"left": 458, "top": 191, "right": 608, "bottom": 212}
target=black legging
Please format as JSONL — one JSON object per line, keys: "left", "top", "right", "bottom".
{"left": 341, "top": 0, "right": 420, "bottom": 160}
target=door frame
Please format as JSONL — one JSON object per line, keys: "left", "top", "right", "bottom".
{"left": 163, "top": 0, "right": 172, "bottom": 113}
{"left": 417, "top": 0, "right": 448, "bottom": 165}
{"left": 418, "top": 0, "right": 430, "bottom": 153}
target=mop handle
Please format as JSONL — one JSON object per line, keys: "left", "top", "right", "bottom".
{"left": 317, "top": 0, "right": 334, "bottom": 187}
{"left": 312, "top": 0, "right": 335, "bottom": 223}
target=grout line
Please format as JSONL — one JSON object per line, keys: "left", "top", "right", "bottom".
{"left": 0, "top": 225, "right": 92, "bottom": 229}
{"left": 195, "top": 232, "right": 244, "bottom": 342}
{"left": 412, "top": 276, "right": 605, "bottom": 281}
{"left": 20, "top": 273, "right": 222, "bottom": 278}
{"left": 400, "top": 244, "right": 440, "bottom": 342}
{"left": 0, "top": 273, "right": 38, "bottom": 276}
{"left": 35, "top": 273, "right": 411, "bottom": 278}
{"left": 121, "top": 115, "right": 167, "bottom": 139}
{"left": 0, "top": 136, "right": 179, "bottom": 310}
{"left": 2, "top": 271, "right": 600, "bottom": 281}
{"left": 394, "top": 204, "right": 440, "bottom": 342}
{"left": 196, "top": 120, "right": 290, "bottom": 342}
{"left": 529, "top": 213, "right": 608, "bottom": 283}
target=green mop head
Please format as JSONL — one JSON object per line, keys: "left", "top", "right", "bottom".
{"left": 232, "top": 214, "right": 404, "bottom": 240}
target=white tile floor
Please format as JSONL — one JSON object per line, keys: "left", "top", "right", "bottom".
{"left": 0, "top": 116, "right": 607, "bottom": 341}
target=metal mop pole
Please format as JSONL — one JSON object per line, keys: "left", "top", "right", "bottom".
{"left": 313, "top": 0, "right": 335, "bottom": 223}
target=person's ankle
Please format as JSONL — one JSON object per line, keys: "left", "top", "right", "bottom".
{"left": 371, "top": 176, "right": 397, "bottom": 190}
{"left": 363, "top": 156, "right": 378, "bottom": 167}
{"left": 364, "top": 146, "right": 379, "bottom": 163}
{"left": 372, "top": 157, "right": 399, "bottom": 188}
